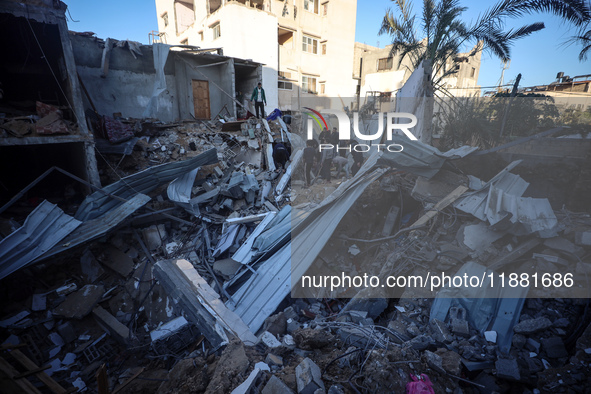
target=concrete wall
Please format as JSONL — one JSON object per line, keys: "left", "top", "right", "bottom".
{"left": 71, "top": 34, "right": 241, "bottom": 122}
{"left": 155, "top": 0, "right": 358, "bottom": 112}
{"left": 72, "top": 34, "right": 179, "bottom": 121}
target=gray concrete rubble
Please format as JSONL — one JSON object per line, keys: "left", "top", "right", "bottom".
{"left": 1, "top": 27, "right": 591, "bottom": 392}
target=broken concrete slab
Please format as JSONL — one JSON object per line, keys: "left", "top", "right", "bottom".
{"left": 53, "top": 285, "right": 105, "bottom": 319}
{"left": 495, "top": 358, "right": 520, "bottom": 381}
{"left": 513, "top": 317, "right": 552, "bottom": 335}
{"left": 296, "top": 358, "right": 324, "bottom": 394}
{"left": 99, "top": 246, "right": 134, "bottom": 277}
{"left": 153, "top": 259, "right": 257, "bottom": 348}
{"left": 262, "top": 375, "right": 294, "bottom": 394}
{"left": 92, "top": 306, "right": 130, "bottom": 344}
{"left": 213, "top": 257, "right": 242, "bottom": 280}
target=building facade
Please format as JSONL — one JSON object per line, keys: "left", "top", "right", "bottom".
{"left": 353, "top": 42, "right": 482, "bottom": 104}
{"left": 154, "top": 0, "right": 358, "bottom": 112}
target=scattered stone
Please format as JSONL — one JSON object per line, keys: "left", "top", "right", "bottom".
{"left": 266, "top": 354, "right": 284, "bottom": 367}
{"left": 408, "top": 335, "right": 435, "bottom": 351}
{"left": 327, "top": 386, "right": 345, "bottom": 394}
{"left": 512, "top": 334, "right": 526, "bottom": 349}
{"left": 296, "top": 358, "right": 325, "bottom": 394}
{"left": 430, "top": 319, "right": 453, "bottom": 343}
{"left": 451, "top": 318, "right": 470, "bottom": 338}
{"left": 542, "top": 337, "right": 568, "bottom": 358}
{"left": 525, "top": 338, "right": 541, "bottom": 354}
{"left": 424, "top": 350, "right": 445, "bottom": 374}
{"left": 264, "top": 312, "right": 287, "bottom": 336}
{"left": 514, "top": 317, "right": 552, "bottom": 334}
{"left": 495, "top": 358, "right": 520, "bottom": 381}
{"left": 525, "top": 358, "right": 544, "bottom": 374}
{"left": 260, "top": 331, "right": 282, "bottom": 348}
{"left": 53, "top": 285, "right": 105, "bottom": 319}
{"left": 294, "top": 328, "right": 333, "bottom": 350}
{"left": 262, "top": 375, "right": 294, "bottom": 394}
{"left": 484, "top": 331, "right": 497, "bottom": 343}
{"left": 553, "top": 317, "right": 570, "bottom": 328}
{"left": 435, "top": 349, "right": 461, "bottom": 375}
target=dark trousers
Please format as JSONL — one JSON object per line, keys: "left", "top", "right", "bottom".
{"left": 255, "top": 101, "right": 265, "bottom": 118}
{"left": 304, "top": 161, "right": 313, "bottom": 185}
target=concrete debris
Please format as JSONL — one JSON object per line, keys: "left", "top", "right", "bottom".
{"left": 0, "top": 44, "right": 590, "bottom": 394}
{"left": 296, "top": 358, "right": 325, "bottom": 394}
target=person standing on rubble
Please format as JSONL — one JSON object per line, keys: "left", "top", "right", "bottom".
{"left": 251, "top": 82, "right": 267, "bottom": 119}
{"left": 319, "top": 127, "right": 330, "bottom": 144}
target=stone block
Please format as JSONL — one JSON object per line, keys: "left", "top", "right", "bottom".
{"left": 262, "top": 375, "right": 294, "bottom": 394}
{"left": 296, "top": 358, "right": 324, "bottom": 394}
{"left": 495, "top": 359, "right": 520, "bottom": 381}
{"left": 514, "top": 317, "right": 552, "bottom": 335}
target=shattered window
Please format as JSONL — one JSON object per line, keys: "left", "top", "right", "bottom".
{"left": 162, "top": 12, "right": 169, "bottom": 27}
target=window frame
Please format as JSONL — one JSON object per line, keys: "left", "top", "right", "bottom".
{"left": 212, "top": 22, "right": 221, "bottom": 40}
{"left": 302, "top": 75, "right": 318, "bottom": 94}
{"left": 304, "top": 0, "right": 319, "bottom": 14}
{"left": 161, "top": 12, "right": 169, "bottom": 27}
{"left": 377, "top": 57, "right": 393, "bottom": 71}
{"left": 302, "top": 35, "right": 318, "bottom": 54}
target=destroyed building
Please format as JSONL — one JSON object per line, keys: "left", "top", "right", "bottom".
{"left": 0, "top": 0, "right": 101, "bottom": 200}
{"left": 1, "top": 2, "right": 591, "bottom": 394}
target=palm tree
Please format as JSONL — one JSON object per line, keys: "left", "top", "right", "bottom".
{"left": 572, "top": 26, "right": 591, "bottom": 60}
{"left": 379, "top": 0, "right": 590, "bottom": 95}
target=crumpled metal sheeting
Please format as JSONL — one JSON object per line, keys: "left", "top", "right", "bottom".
{"left": 167, "top": 168, "right": 201, "bottom": 217}
{"left": 430, "top": 261, "right": 528, "bottom": 354}
{"left": 75, "top": 148, "right": 218, "bottom": 221}
{"left": 36, "top": 194, "right": 151, "bottom": 262}
{"left": 455, "top": 171, "right": 529, "bottom": 222}
{"left": 231, "top": 212, "right": 277, "bottom": 265}
{"left": 454, "top": 160, "right": 557, "bottom": 235}
{"left": 226, "top": 169, "right": 384, "bottom": 333}
{"left": 0, "top": 201, "right": 82, "bottom": 280}
{"left": 485, "top": 185, "right": 558, "bottom": 235}
{"left": 377, "top": 135, "right": 475, "bottom": 179}
{"left": 226, "top": 245, "right": 292, "bottom": 332}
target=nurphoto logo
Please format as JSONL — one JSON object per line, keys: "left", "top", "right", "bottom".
{"left": 303, "top": 107, "right": 418, "bottom": 152}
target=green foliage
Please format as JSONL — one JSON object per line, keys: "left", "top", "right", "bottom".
{"left": 379, "top": 0, "right": 591, "bottom": 93}
{"left": 438, "top": 96, "right": 561, "bottom": 149}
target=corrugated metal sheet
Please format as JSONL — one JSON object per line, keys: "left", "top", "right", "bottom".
{"left": 226, "top": 169, "right": 384, "bottom": 333}
{"left": 36, "top": 194, "right": 151, "bottom": 262}
{"left": 430, "top": 261, "right": 528, "bottom": 354}
{"left": 0, "top": 201, "right": 82, "bottom": 280}
{"left": 377, "top": 135, "right": 475, "bottom": 179}
{"left": 232, "top": 212, "right": 277, "bottom": 264}
{"left": 167, "top": 167, "right": 201, "bottom": 217}
{"left": 76, "top": 148, "right": 218, "bottom": 221}
{"left": 454, "top": 160, "right": 556, "bottom": 234}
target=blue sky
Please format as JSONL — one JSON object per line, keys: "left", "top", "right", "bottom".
{"left": 65, "top": 0, "right": 589, "bottom": 90}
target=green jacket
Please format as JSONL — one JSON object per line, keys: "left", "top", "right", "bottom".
{"left": 251, "top": 86, "right": 266, "bottom": 103}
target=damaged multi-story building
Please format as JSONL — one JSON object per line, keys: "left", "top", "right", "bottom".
{"left": 154, "top": 0, "right": 358, "bottom": 111}
{"left": 0, "top": 0, "right": 101, "bottom": 200}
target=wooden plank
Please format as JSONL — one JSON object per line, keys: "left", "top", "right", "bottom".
{"left": 9, "top": 350, "right": 67, "bottom": 394}
{"left": 95, "top": 364, "right": 109, "bottom": 394}
{"left": 412, "top": 185, "right": 468, "bottom": 228}
{"left": 0, "top": 356, "right": 42, "bottom": 394}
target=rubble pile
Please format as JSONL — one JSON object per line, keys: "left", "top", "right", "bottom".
{"left": 0, "top": 101, "right": 79, "bottom": 137}
{"left": 1, "top": 111, "right": 591, "bottom": 393}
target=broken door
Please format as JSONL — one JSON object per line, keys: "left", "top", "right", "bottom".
{"left": 192, "top": 80, "right": 211, "bottom": 119}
